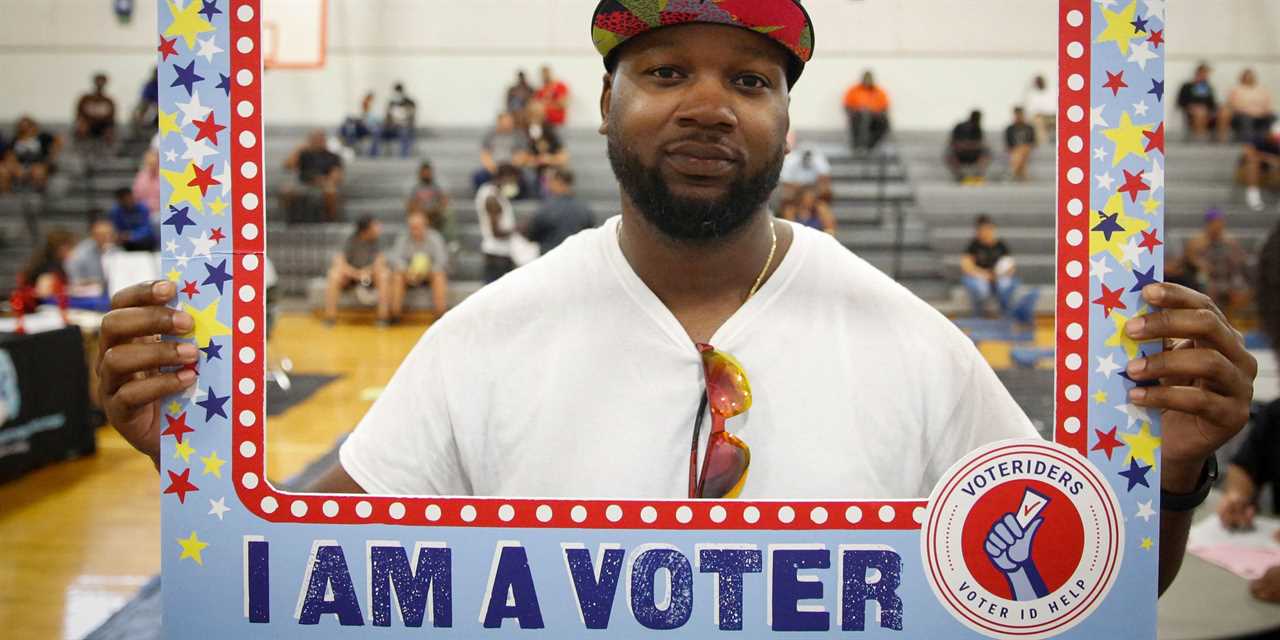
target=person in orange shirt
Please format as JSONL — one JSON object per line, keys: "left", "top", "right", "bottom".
{"left": 843, "top": 70, "right": 890, "bottom": 152}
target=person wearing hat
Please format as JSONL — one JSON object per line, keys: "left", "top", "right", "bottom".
{"left": 99, "top": 0, "right": 1255, "bottom": 594}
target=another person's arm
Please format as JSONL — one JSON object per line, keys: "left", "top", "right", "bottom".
{"left": 816, "top": 201, "right": 837, "bottom": 235}
{"left": 486, "top": 195, "right": 512, "bottom": 238}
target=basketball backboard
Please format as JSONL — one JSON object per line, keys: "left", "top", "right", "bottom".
{"left": 261, "top": 0, "right": 326, "bottom": 69}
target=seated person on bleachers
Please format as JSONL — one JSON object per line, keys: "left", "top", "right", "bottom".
{"left": 1024, "top": 74, "right": 1057, "bottom": 146}
{"left": 130, "top": 66, "right": 159, "bottom": 136}
{"left": 506, "top": 70, "right": 535, "bottom": 116}
{"left": 65, "top": 213, "right": 119, "bottom": 296}
{"left": 961, "top": 215, "right": 1020, "bottom": 319}
{"left": 843, "top": 70, "right": 890, "bottom": 152}
{"left": 323, "top": 216, "right": 391, "bottom": 326}
{"left": 520, "top": 167, "right": 596, "bottom": 256}
{"left": 1005, "top": 106, "right": 1037, "bottom": 182}
{"left": 20, "top": 229, "right": 75, "bottom": 300}
{"left": 389, "top": 210, "right": 450, "bottom": 319}
{"left": 373, "top": 83, "right": 417, "bottom": 158}
{"left": 1244, "top": 122, "right": 1280, "bottom": 212}
{"left": 74, "top": 73, "right": 117, "bottom": 145}
{"left": 473, "top": 112, "right": 532, "bottom": 195}
{"left": 1181, "top": 207, "right": 1252, "bottom": 312}
{"left": 475, "top": 164, "right": 522, "bottom": 283}
{"left": 1177, "top": 63, "right": 1220, "bottom": 142}
{"left": 339, "top": 92, "right": 377, "bottom": 154}
{"left": 132, "top": 148, "right": 162, "bottom": 221}
{"left": 779, "top": 186, "right": 836, "bottom": 235}
{"left": 526, "top": 102, "right": 570, "bottom": 197}
{"left": 109, "top": 187, "right": 157, "bottom": 252}
{"left": 405, "top": 160, "right": 452, "bottom": 238}
{"left": 284, "top": 130, "right": 344, "bottom": 222}
{"left": 534, "top": 65, "right": 570, "bottom": 129}
{"left": 946, "top": 110, "right": 991, "bottom": 184}
{"left": 1220, "top": 68, "right": 1275, "bottom": 144}
{"left": 779, "top": 138, "right": 832, "bottom": 203}
{"left": 0, "top": 116, "right": 60, "bottom": 193}
{"left": 1219, "top": 221, "right": 1280, "bottom": 603}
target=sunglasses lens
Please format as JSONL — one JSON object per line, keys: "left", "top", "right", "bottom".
{"left": 702, "top": 349, "right": 752, "bottom": 418}
{"left": 700, "top": 431, "right": 751, "bottom": 499}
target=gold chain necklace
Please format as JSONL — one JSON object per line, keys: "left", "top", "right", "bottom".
{"left": 617, "top": 218, "right": 778, "bottom": 302}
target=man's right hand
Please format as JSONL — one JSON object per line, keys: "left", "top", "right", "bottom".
{"left": 1217, "top": 490, "right": 1257, "bottom": 530}
{"left": 99, "top": 281, "right": 199, "bottom": 468}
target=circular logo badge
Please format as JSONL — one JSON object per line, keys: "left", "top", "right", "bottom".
{"left": 921, "top": 440, "right": 1124, "bottom": 639}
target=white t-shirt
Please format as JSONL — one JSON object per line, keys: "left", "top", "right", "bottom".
{"left": 475, "top": 183, "right": 514, "bottom": 257}
{"left": 339, "top": 217, "right": 1038, "bottom": 499}
{"left": 779, "top": 149, "right": 831, "bottom": 186}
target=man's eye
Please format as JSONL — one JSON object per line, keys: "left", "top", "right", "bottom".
{"left": 735, "top": 75, "right": 770, "bottom": 90}
{"left": 650, "top": 67, "right": 682, "bottom": 80}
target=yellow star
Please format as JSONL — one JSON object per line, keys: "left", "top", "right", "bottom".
{"left": 158, "top": 109, "right": 181, "bottom": 139}
{"left": 1106, "top": 307, "right": 1154, "bottom": 360}
{"left": 1104, "top": 111, "right": 1154, "bottom": 167}
{"left": 1093, "top": 390, "right": 1109, "bottom": 404}
{"left": 1096, "top": 0, "right": 1140, "bottom": 55}
{"left": 167, "top": 400, "right": 183, "bottom": 415}
{"left": 1140, "top": 536, "right": 1153, "bottom": 551}
{"left": 166, "top": 268, "right": 182, "bottom": 283}
{"left": 1142, "top": 197, "right": 1160, "bottom": 215}
{"left": 209, "top": 197, "right": 227, "bottom": 216}
{"left": 163, "top": 0, "right": 215, "bottom": 49}
{"left": 1090, "top": 192, "right": 1150, "bottom": 264}
{"left": 1121, "top": 422, "right": 1162, "bottom": 467}
{"left": 199, "top": 450, "right": 225, "bottom": 478}
{"left": 177, "top": 531, "right": 209, "bottom": 565}
{"left": 181, "top": 299, "right": 232, "bottom": 348}
{"left": 173, "top": 440, "right": 195, "bottom": 463}
{"left": 162, "top": 163, "right": 205, "bottom": 213}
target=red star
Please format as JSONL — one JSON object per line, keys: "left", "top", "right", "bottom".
{"left": 158, "top": 36, "right": 179, "bottom": 61}
{"left": 1147, "top": 29, "right": 1164, "bottom": 48}
{"left": 191, "top": 113, "right": 226, "bottom": 145}
{"left": 181, "top": 280, "right": 200, "bottom": 299}
{"left": 1118, "top": 169, "right": 1151, "bottom": 202}
{"left": 1138, "top": 229, "right": 1163, "bottom": 254}
{"left": 1143, "top": 122, "right": 1165, "bottom": 154}
{"left": 209, "top": 227, "right": 226, "bottom": 243}
{"left": 1102, "top": 70, "right": 1128, "bottom": 96}
{"left": 161, "top": 411, "right": 195, "bottom": 443}
{"left": 1092, "top": 427, "right": 1125, "bottom": 460}
{"left": 164, "top": 468, "right": 199, "bottom": 504}
{"left": 188, "top": 164, "right": 220, "bottom": 197}
{"left": 1092, "top": 285, "right": 1128, "bottom": 318}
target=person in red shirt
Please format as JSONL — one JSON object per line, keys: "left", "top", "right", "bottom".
{"left": 534, "top": 65, "right": 570, "bottom": 128}
{"left": 843, "top": 70, "right": 890, "bottom": 152}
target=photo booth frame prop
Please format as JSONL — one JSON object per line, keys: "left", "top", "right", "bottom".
{"left": 156, "top": 1, "right": 1167, "bottom": 637}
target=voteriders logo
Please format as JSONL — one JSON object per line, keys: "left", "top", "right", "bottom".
{"left": 921, "top": 440, "right": 1123, "bottom": 639}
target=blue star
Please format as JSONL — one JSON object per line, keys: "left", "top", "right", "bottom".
{"left": 163, "top": 205, "right": 196, "bottom": 236}
{"left": 1092, "top": 211, "right": 1125, "bottom": 241}
{"left": 199, "top": 0, "right": 222, "bottom": 21}
{"left": 1130, "top": 15, "right": 1149, "bottom": 33}
{"left": 202, "top": 259, "right": 233, "bottom": 294}
{"left": 196, "top": 387, "right": 229, "bottom": 421}
{"left": 1130, "top": 266, "right": 1159, "bottom": 293}
{"left": 1148, "top": 79, "right": 1164, "bottom": 102}
{"left": 216, "top": 73, "right": 231, "bottom": 96}
{"left": 1119, "top": 458, "right": 1152, "bottom": 491}
{"left": 201, "top": 340, "right": 223, "bottom": 361}
{"left": 170, "top": 60, "right": 204, "bottom": 97}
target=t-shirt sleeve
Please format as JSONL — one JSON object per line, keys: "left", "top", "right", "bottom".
{"left": 964, "top": 239, "right": 980, "bottom": 257}
{"left": 338, "top": 329, "right": 471, "bottom": 495}
{"left": 387, "top": 234, "right": 407, "bottom": 271}
{"left": 1231, "top": 399, "right": 1278, "bottom": 483}
{"left": 814, "top": 153, "right": 831, "bottom": 176}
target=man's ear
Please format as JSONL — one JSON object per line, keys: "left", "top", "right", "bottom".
{"left": 598, "top": 73, "right": 613, "bottom": 136}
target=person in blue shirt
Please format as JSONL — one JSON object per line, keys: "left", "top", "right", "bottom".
{"left": 109, "top": 187, "right": 156, "bottom": 251}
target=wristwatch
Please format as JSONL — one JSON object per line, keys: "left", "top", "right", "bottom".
{"left": 1160, "top": 454, "right": 1218, "bottom": 512}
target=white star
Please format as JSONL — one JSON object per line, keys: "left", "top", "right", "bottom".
{"left": 1115, "top": 402, "right": 1151, "bottom": 429}
{"left": 1091, "top": 104, "right": 1110, "bottom": 129}
{"left": 181, "top": 136, "right": 217, "bottom": 166}
{"left": 1146, "top": 158, "right": 1164, "bottom": 193}
{"left": 1144, "top": 0, "right": 1167, "bottom": 19}
{"left": 1135, "top": 500, "right": 1156, "bottom": 522}
{"left": 1121, "top": 236, "right": 1145, "bottom": 267}
{"left": 183, "top": 382, "right": 206, "bottom": 402}
{"left": 208, "top": 497, "right": 230, "bottom": 520}
{"left": 1094, "top": 146, "right": 1109, "bottom": 161}
{"left": 1128, "top": 42, "right": 1158, "bottom": 70}
{"left": 196, "top": 36, "right": 224, "bottom": 64}
{"left": 164, "top": 239, "right": 179, "bottom": 255}
{"left": 163, "top": 148, "right": 179, "bottom": 163}
{"left": 189, "top": 231, "right": 217, "bottom": 259}
{"left": 1096, "top": 171, "right": 1116, "bottom": 191}
{"left": 213, "top": 161, "right": 231, "bottom": 197}
{"left": 175, "top": 252, "right": 192, "bottom": 269}
{"left": 1096, "top": 353, "right": 1123, "bottom": 379}
{"left": 1132, "top": 100, "right": 1149, "bottom": 117}
{"left": 175, "top": 90, "right": 212, "bottom": 126}
{"left": 1096, "top": 0, "right": 1118, "bottom": 8}
{"left": 1091, "top": 256, "right": 1114, "bottom": 281}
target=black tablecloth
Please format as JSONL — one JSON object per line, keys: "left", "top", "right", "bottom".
{"left": 0, "top": 326, "right": 94, "bottom": 484}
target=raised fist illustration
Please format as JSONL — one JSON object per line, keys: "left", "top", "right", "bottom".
{"left": 984, "top": 513, "right": 1049, "bottom": 600}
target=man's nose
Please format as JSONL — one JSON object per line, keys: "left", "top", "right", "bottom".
{"left": 674, "top": 77, "right": 738, "bottom": 133}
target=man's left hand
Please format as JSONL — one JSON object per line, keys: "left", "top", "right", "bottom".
{"left": 1122, "top": 284, "right": 1257, "bottom": 493}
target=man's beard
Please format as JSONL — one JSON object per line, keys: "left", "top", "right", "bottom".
{"left": 607, "top": 129, "right": 784, "bottom": 244}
